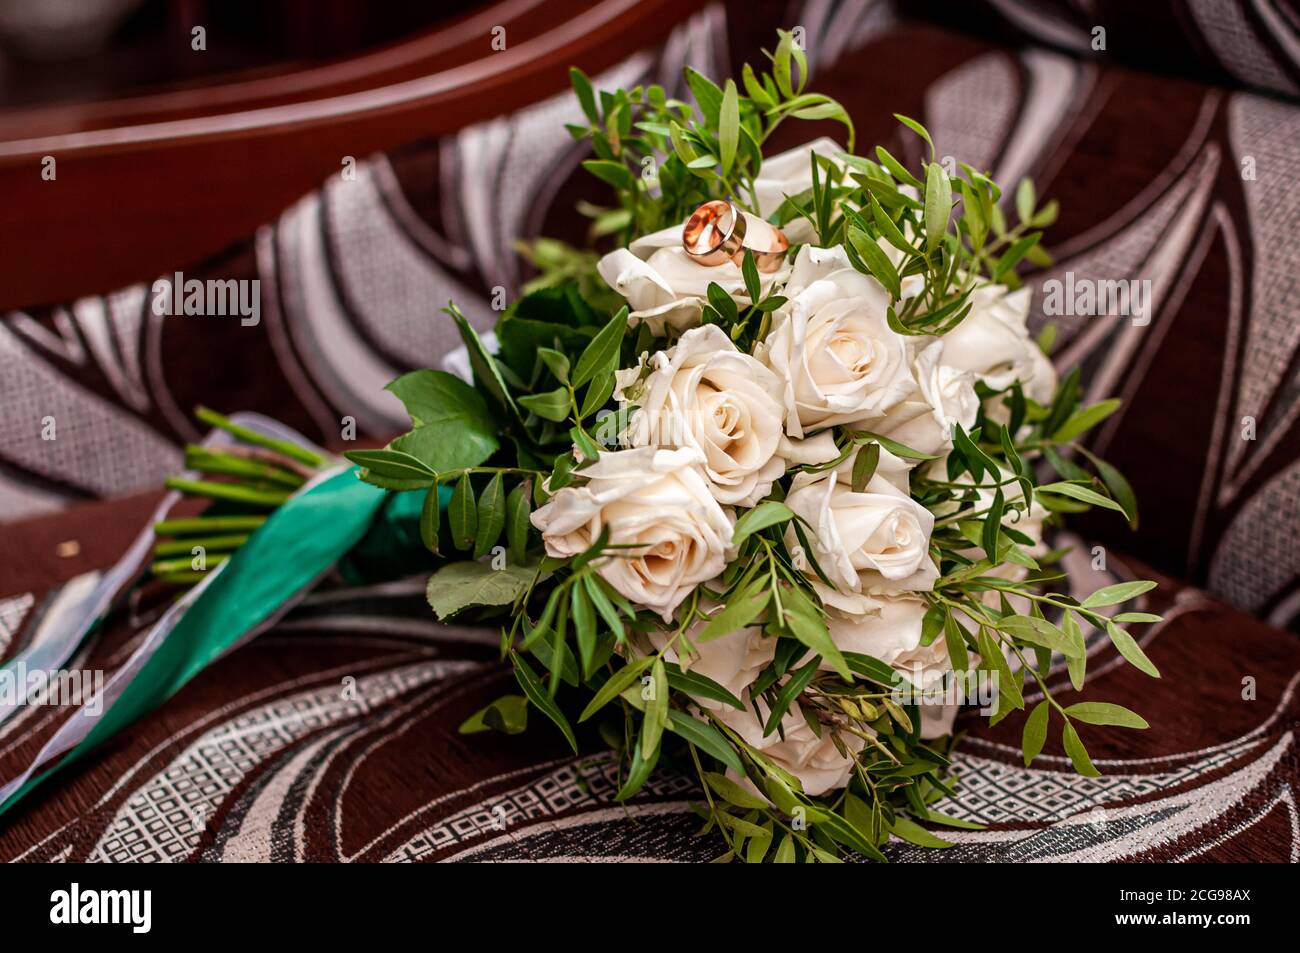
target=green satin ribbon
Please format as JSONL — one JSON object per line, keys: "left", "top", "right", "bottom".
{"left": 1, "top": 467, "right": 411, "bottom": 815}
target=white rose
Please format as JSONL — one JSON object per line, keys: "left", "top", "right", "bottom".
{"left": 714, "top": 700, "right": 863, "bottom": 796}
{"left": 530, "top": 446, "right": 734, "bottom": 621}
{"left": 614, "top": 324, "right": 836, "bottom": 506}
{"left": 752, "top": 137, "right": 847, "bottom": 244}
{"left": 640, "top": 608, "right": 775, "bottom": 712}
{"left": 596, "top": 211, "right": 791, "bottom": 336}
{"left": 757, "top": 251, "right": 915, "bottom": 437}
{"left": 785, "top": 450, "right": 938, "bottom": 598}
{"left": 864, "top": 340, "right": 979, "bottom": 457}
{"left": 826, "top": 596, "right": 972, "bottom": 740}
{"left": 940, "top": 284, "right": 1057, "bottom": 402}
{"left": 825, "top": 594, "right": 931, "bottom": 664}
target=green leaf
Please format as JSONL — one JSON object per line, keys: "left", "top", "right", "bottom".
{"left": 773, "top": 834, "right": 795, "bottom": 863}
{"left": 584, "top": 574, "right": 626, "bottom": 642}
{"left": 419, "top": 482, "right": 440, "bottom": 554}
{"left": 343, "top": 448, "right": 434, "bottom": 481}
{"left": 458, "top": 694, "right": 529, "bottom": 735}
{"left": 664, "top": 663, "right": 745, "bottom": 710}
{"left": 848, "top": 227, "right": 901, "bottom": 299}
{"left": 894, "top": 113, "right": 936, "bottom": 160}
{"left": 518, "top": 387, "right": 571, "bottom": 422}
{"left": 640, "top": 658, "right": 669, "bottom": 758}
{"left": 684, "top": 66, "right": 724, "bottom": 124}
{"left": 571, "top": 583, "right": 597, "bottom": 678}
{"left": 1063, "top": 701, "right": 1149, "bottom": 729}
{"left": 875, "top": 145, "right": 922, "bottom": 189}
{"left": 741, "top": 63, "right": 772, "bottom": 107}
{"left": 569, "top": 67, "right": 599, "bottom": 124}
{"left": 449, "top": 472, "right": 477, "bottom": 551}
{"left": 924, "top": 162, "right": 952, "bottom": 254}
{"left": 821, "top": 810, "right": 888, "bottom": 861}
{"left": 982, "top": 486, "right": 1004, "bottom": 560}
{"left": 1064, "top": 611, "right": 1086, "bottom": 691}
{"left": 666, "top": 711, "right": 744, "bottom": 773}
{"left": 446, "top": 305, "right": 518, "bottom": 418}
{"left": 351, "top": 468, "right": 433, "bottom": 492}
{"left": 1082, "top": 579, "right": 1157, "bottom": 608}
{"left": 790, "top": 103, "right": 855, "bottom": 149}
{"left": 1037, "top": 481, "right": 1128, "bottom": 516}
{"left": 473, "top": 473, "right": 506, "bottom": 558}
{"left": 952, "top": 423, "right": 1000, "bottom": 481}
{"left": 772, "top": 33, "right": 794, "bottom": 98}
{"left": 848, "top": 431, "right": 940, "bottom": 461}
{"left": 1042, "top": 366, "right": 1080, "bottom": 437}
{"left": 579, "top": 364, "right": 617, "bottom": 418}
{"left": 614, "top": 735, "right": 660, "bottom": 802}
{"left": 572, "top": 307, "right": 628, "bottom": 389}
{"left": 581, "top": 159, "right": 636, "bottom": 191}
{"left": 780, "top": 584, "right": 851, "bottom": 680}
{"left": 425, "top": 557, "right": 539, "bottom": 619}
{"left": 578, "top": 656, "right": 655, "bottom": 722}
{"left": 570, "top": 426, "right": 600, "bottom": 462}
{"left": 1031, "top": 199, "right": 1059, "bottom": 228}
{"left": 999, "top": 614, "right": 1083, "bottom": 658}
{"left": 697, "top": 584, "right": 770, "bottom": 641}
{"left": 1022, "top": 700, "right": 1049, "bottom": 766}
{"left": 731, "top": 501, "right": 795, "bottom": 547}
{"left": 842, "top": 651, "right": 909, "bottom": 689}
{"left": 976, "top": 625, "right": 1022, "bottom": 713}
{"left": 1015, "top": 177, "right": 1036, "bottom": 224}
{"left": 992, "top": 231, "right": 1042, "bottom": 280}
{"left": 1078, "top": 446, "right": 1139, "bottom": 529}
{"left": 851, "top": 442, "right": 881, "bottom": 492}
{"left": 510, "top": 651, "right": 578, "bottom": 754}
{"left": 531, "top": 628, "right": 578, "bottom": 689}
{"left": 1061, "top": 720, "right": 1100, "bottom": 777}
{"left": 943, "top": 611, "right": 970, "bottom": 672}
{"left": 745, "top": 824, "right": 774, "bottom": 864}
{"left": 505, "top": 480, "right": 532, "bottom": 565}
{"left": 763, "top": 659, "right": 819, "bottom": 736}
{"left": 869, "top": 195, "right": 914, "bottom": 254}
{"left": 719, "top": 79, "right": 739, "bottom": 175}
{"left": 1053, "top": 398, "right": 1121, "bottom": 442}
{"left": 741, "top": 248, "right": 761, "bottom": 304}
{"left": 537, "top": 347, "right": 570, "bottom": 384}
{"left": 889, "top": 814, "right": 953, "bottom": 849}
{"left": 383, "top": 369, "right": 501, "bottom": 472}
{"left": 1113, "top": 612, "right": 1162, "bottom": 623}
{"left": 1105, "top": 620, "right": 1161, "bottom": 678}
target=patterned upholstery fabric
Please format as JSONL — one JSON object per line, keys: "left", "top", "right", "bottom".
{"left": 1, "top": 499, "right": 1295, "bottom": 861}
{"left": 1, "top": 0, "right": 1298, "bottom": 861}
{"left": 905, "top": 0, "right": 1300, "bottom": 101}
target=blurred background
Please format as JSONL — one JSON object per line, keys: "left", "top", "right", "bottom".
{"left": 0, "top": 0, "right": 485, "bottom": 107}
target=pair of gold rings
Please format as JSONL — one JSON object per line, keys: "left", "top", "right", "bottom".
{"left": 681, "top": 200, "right": 788, "bottom": 273}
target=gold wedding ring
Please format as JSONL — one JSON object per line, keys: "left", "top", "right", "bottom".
{"left": 681, "top": 200, "right": 789, "bottom": 273}
{"left": 682, "top": 200, "right": 746, "bottom": 265}
{"left": 742, "top": 215, "right": 791, "bottom": 273}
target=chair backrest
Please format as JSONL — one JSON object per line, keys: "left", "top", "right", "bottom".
{"left": 0, "top": 0, "right": 701, "bottom": 310}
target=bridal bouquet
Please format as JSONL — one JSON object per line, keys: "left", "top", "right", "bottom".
{"left": 334, "top": 33, "right": 1161, "bottom": 861}
{"left": 29, "top": 31, "right": 1162, "bottom": 859}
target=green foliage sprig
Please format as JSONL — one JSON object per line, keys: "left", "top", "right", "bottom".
{"left": 565, "top": 30, "right": 853, "bottom": 243}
